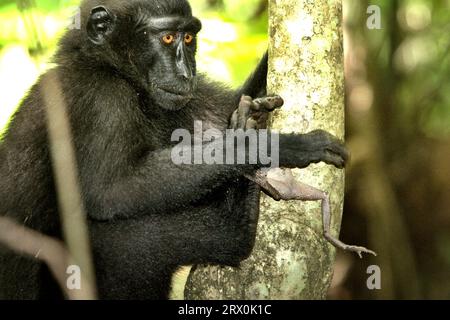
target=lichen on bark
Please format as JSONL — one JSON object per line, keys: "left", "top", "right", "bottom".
{"left": 185, "top": 0, "right": 344, "bottom": 300}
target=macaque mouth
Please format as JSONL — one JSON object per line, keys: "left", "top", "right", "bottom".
{"left": 157, "top": 86, "right": 191, "bottom": 96}
{"left": 149, "top": 80, "right": 196, "bottom": 98}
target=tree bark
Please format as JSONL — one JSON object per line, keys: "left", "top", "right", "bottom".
{"left": 185, "top": 0, "right": 344, "bottom": 299}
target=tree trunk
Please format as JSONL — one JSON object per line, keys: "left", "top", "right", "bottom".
{"left": 185, "top": 0, "right": 344, "bottom": 299}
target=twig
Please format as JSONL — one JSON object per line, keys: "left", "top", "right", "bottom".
{"left": 40, "top": 71, "right": 97, "bottom": 300}
{"left": 0, "top": 216, "right": 94, "bottom": 300}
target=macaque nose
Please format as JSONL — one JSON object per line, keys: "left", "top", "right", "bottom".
{"left": 176, "top": 42, "right": 194, "bottom": 80}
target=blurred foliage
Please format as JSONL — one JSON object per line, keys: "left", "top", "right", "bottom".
{"left": 341, "top": 0, "right": 450, "bottom": 300}
{"left": 345, "top": 0, "right": 450, "bottom": 139}
{"left": 0, "top": 0, "right": 268, "bottom": 133}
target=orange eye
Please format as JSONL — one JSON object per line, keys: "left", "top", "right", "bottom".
{"left": 162, "top": 34, "right": 175, "bottom": 44}
{"left": 184, "top": 34, "right": 194, "bottom": 44}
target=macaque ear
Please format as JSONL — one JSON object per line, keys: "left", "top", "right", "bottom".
{"left": 87, "top": 6, "right": 116, "bottom": 45}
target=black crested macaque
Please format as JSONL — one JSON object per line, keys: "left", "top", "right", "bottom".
{"left": 0, "top": 0, "right": 371, "bottom": 300}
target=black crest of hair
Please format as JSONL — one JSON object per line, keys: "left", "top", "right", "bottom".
{"left": 0, "top": 0, "right": 347, "bottom": 299}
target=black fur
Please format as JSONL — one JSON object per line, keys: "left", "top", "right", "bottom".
{"left": 0, "top": 0, "right": 347, "bottom": 299}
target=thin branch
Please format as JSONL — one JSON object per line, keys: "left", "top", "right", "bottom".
{"left": 0, "top": 217, "right": 94, "bottom": 300}
{"left": 40, "top": 71, "right": 97, "bottom": 300}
